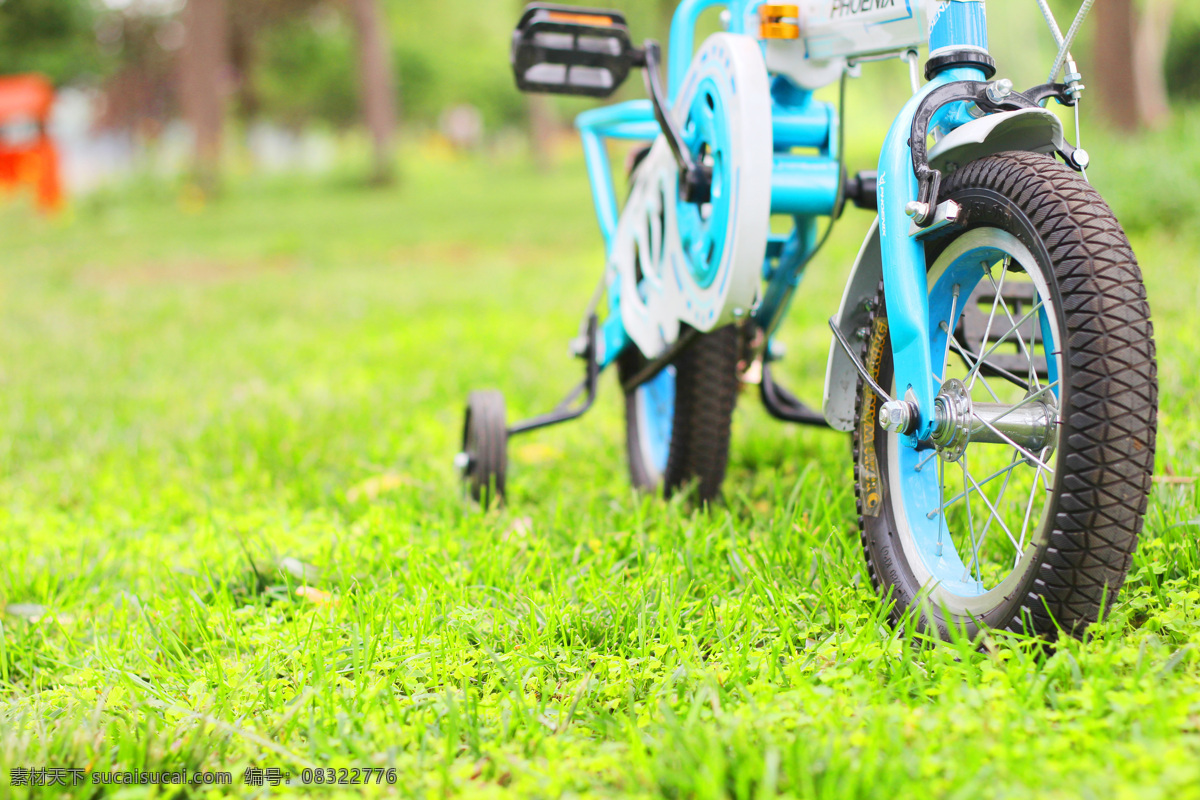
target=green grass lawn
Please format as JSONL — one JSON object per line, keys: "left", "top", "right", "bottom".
{"left": 0, "top": 145, "right": 1198, "bottom": 799}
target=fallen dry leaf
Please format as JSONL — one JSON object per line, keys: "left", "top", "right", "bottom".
{"left": 296, "top": 586, "right": 337, "bottom": 607}
{"left": 347, "top": 473, "right": 414, "bottom": 502}
{"left": 516, "top": 442, "right": 562, "bottom": 465}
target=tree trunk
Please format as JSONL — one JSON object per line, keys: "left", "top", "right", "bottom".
{"left": 1092, "top": 0, "right": 1139, "bottom": 132}
{"left": 346, "top": 0, "right": 398, "bottom": 185}
{"left": 1093, "top": 0, "right": 1176, "bottom": 131}
{"left": 180, "top": 0, "right": 231, "bottom": 193}
{"left": 1133, "top": 0, "right": 1175, "bottom": 129}
{"left": 528, "top": 95, "right": 557, "bottom": 172}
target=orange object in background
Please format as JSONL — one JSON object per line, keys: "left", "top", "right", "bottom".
{"left": 0, "top": 74, "right": 63, "bottom": 213}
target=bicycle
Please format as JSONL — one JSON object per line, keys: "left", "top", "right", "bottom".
{"left": 459, "top": 0, "right": 1158, "bottom": 640}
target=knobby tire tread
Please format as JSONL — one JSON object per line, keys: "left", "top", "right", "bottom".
{"left": 853, "top": 151, "right": 1157, "bottom": 638}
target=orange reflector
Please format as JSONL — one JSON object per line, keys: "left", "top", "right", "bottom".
{"left": 759, "top": 3, "right": 799, "bottom": 18}
{"left": 759, "top": 4, "right": 801, "bottom": 40}
{"left": 761, "top": 22, "right": 801, "bottom": 39}
{"left": 547, "top": 11, "right": 615, "bottom": 27}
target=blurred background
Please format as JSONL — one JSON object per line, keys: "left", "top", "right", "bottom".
{"left": 0, "top": 0, "right": 1196, "bottom": 514}
{"left": 0, "top": 0, "right": 1194, "bottom": 203}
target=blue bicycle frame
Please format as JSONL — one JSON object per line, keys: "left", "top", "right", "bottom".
{"left": 577, "top": 0, "right": 992, "bottom": 439}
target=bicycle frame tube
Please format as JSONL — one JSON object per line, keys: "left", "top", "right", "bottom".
{"left": 575, "top": 100, "right": 660, "bottom": 250}
{"left": 880, "top": 1, "right": 991, "bottom": 441}
{"left": 575, "top": 101, "right": 658, "bottom": 370}
{"left": 580, "top": 0, "right": 993, "bottom": 393}
{"left": 929, "top": 0, "right": 988, "bottom": 55}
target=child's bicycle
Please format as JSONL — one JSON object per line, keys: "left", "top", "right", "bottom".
{"left": 459, "top": 0, "right": 1158, "bottom": 640}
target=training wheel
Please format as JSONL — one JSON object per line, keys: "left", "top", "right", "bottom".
{"left": 459, "top": 390, "right": 508, "bottom": 505}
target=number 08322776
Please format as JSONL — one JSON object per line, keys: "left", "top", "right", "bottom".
{"left": 299, "top": 767, "right": 398, "bottom": 785}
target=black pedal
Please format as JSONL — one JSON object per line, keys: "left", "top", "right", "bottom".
{"left": 956, "top": 282, "right": 1050, "bottom": 383}
{"left": 512, "top": 4, "right": 638, "bottom": 98}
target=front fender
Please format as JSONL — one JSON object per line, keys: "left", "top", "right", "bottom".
{"left": 823, "top": 220, "right": 881, "bottom": 432}
{"left": 823, "top": 108, "right": 1068, "bottom": 433}
{"left": 928, "top": 108, "right": 1066, "bottom": 174}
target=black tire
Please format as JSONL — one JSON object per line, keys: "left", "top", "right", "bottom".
{"left": 461, "top": 390, "right": 508, "bottom": 506}
{"left": 854, "top": 151, "right": 1157, "bottom": 640}
{"left": 619, "top": 325, "right": 741, "bottom": 502}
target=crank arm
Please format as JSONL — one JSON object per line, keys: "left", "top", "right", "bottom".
{"left": 639, "top": 41, "right": 712, "bottom": 205}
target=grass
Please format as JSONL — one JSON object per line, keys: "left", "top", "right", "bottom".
{"left": 0, "top": 137, "right": 1197, "bottom": 799}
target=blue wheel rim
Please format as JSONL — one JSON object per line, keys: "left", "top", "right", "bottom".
{"left": 635, "top": 366, "right": 676, "bottom": 477}
{"left": 894, "top": 237, "right": 1061, "bottom": 600}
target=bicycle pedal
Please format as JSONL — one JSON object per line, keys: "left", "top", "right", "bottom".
{"left": 512, "top": 4, "right": 637, "bottom": 98}
{"left": 957, "top": 283, "right": 1050, "bottom": 381}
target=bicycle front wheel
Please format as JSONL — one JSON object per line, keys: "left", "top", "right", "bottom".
{"left": 855, "top": 151, "right": 1158, "bottom": 639}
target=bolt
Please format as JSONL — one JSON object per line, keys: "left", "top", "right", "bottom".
{"left": 454, "top": 452, "right": 471, "bottom": 471}
{"left": 855, "top": 326, "right": 871, "bottom": 341}
{"left": 986, "top": 78, "right": 1014, "bottom": 104}
{"left": 879, "top": 401, "right": 916, "bottom": 434}
{"left": 1072, "top": 148, "right": 1091, "bottom": 170}
{"left": 905, "top": 201, "right": 929, "bottom": 219}
{"left": 1064, "top": 61, "right": 1086, "bottom": 98}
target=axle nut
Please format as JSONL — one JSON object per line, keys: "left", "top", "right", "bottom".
{"left": 879, "top": 401, "right": 916, "bottom": 434}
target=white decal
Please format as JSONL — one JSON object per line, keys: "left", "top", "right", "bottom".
{"left": 830, "top": 0, "right": 898, "bottom": 17}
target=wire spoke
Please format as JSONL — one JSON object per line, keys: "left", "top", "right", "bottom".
{"left": 928, "top": 457, "right": 1023, "bottom": 519}
{"left": 949, "top": 335, "right": 1029, "bottom": 394}
{"left": 1017, "top": 460, "right": 1045, "bottom": 555}
{"left": 940, "top": 284, "right": 962, "bottom": 381}
{"left": 968, "top": 452, "right": 1020, "bottom": 575}
{"left": 962, "top": 453, "right": 982, "bottom": 585}
{"left": 1039, "top": 447, "right": 1055, "bottom": 492}
{"left": 944, "top": 330, "right": 1007, "bottom": 400}
{"left": 964, "top": 300, "right": 1047, "bottom": 388}
{"left": 985, "top": 266, "right": 1043, "bottom": 393}
{"left": 964, "top": 456, "right": 1022, "bottom": 555}
{"left": 970, "top": 262, "right": 1007, "bottom": 391}
{"left": 937, "top": 455, "right": 946, "bottom": 556}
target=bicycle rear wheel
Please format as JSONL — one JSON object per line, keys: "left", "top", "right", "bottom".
{"left": 620, "top": 326, "right": 740, "bottom": 502}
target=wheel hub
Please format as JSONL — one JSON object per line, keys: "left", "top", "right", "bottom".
{"left": 931, "top": 379, "right": 974, "bottom": 461}
{"left": 927, "top": 378, "right": 1057, "bottom": 462}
